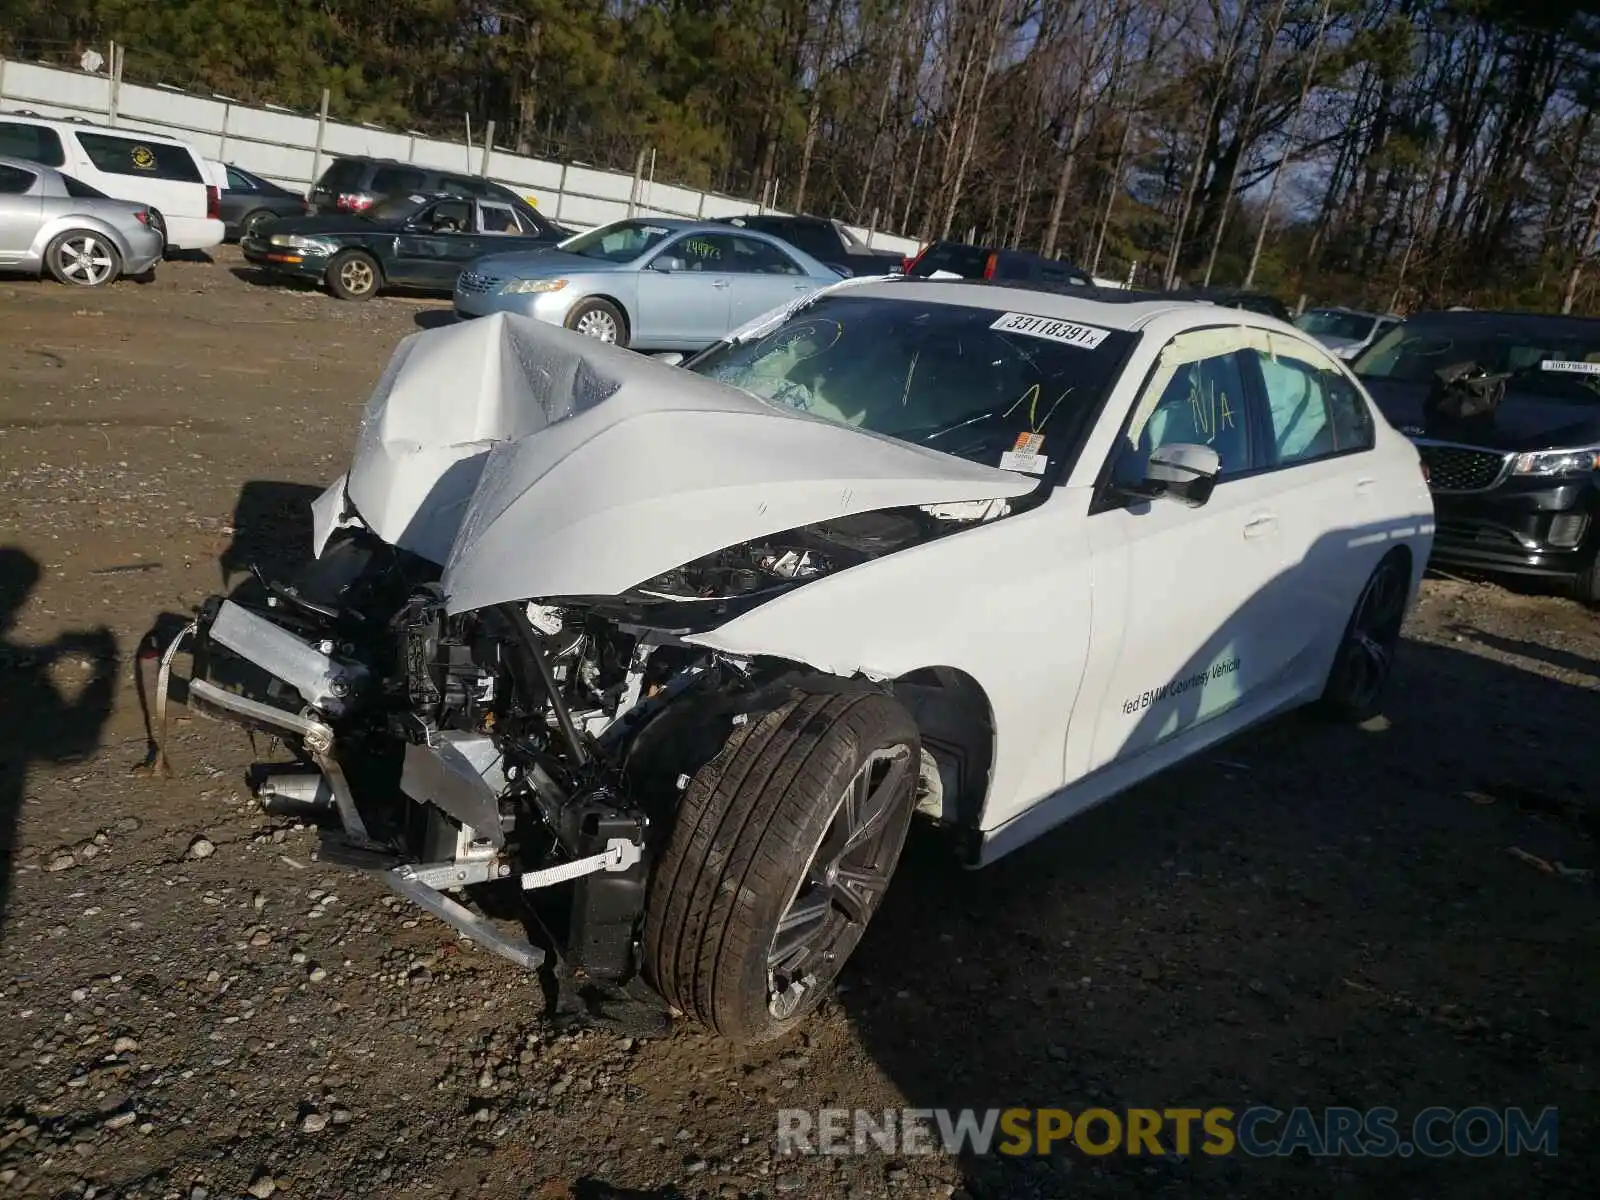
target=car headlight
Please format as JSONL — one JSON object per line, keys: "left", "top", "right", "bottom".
{"left": 1511, "top": 447, "right": 1600, "bottom": 477}
{"left": 268, "top": 233, "right": 336, "bottom": 253}
{"left": 503, "top": 278, "right": 568, "bottom": 295}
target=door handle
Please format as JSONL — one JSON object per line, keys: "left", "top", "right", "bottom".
{"left": 1243, "top": 513, "right": 1278, "bottom": 539}
{"left": 793, "top": 283, "right": 811, "bottom": 290}
{"left": 712, "top": 278, "right": 730, "bottom": 289}
{"left": 1355, "top": 477, "right": 1376, "bottom": 494}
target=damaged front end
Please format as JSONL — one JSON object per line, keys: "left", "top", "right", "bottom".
{"left": 165, "top": 309, "right": 1038, "bottom": 1032}
{"left": 177, "top": 527, "right": 728, "bottom": 991}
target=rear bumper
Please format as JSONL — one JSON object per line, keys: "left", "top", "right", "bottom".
{"left": 164, "top": 216, "right": 226, "bottom": 251}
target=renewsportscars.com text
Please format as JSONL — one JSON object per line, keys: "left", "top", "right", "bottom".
{"left": 776, "top": 1106, "right": 1558, "bottom": 1159}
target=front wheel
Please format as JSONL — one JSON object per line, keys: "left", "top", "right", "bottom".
{"left": 564, "top": 297, "right": 627, "bottom": 346}
{"left": 1320, "top": 551, "right": 1410, "bottom": 722}
{"left": 327, "top": 250, "right": 381, "bottom": 301}
{"left": 644, "top": 687, "right": 921, "bottom": 1043}
{"left": 45, "top": 230, "right": 121, "bottom": 287}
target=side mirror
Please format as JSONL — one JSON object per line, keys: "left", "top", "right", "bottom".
{"left": 1119, "top": 442, "right": 1221, "bottom": 508}
{"left": 651, "top": 255, "right": 686, "bottom": 274}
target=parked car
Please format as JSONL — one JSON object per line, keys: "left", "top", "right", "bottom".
{"left": 1168, "top": 286, "right": 1294, "bottom": 323}
{"left": 241, "top": 190, "right": 568, "bottom": 300}
{"left": 168, "top": 279, "right": 1431, "bottom": 1045}
{"left": 0, "top": 113, "right": 222, "bottom": 251}
{"left": 306, "top": 155, "right": 562, "bottom": 225}
{"left": 210, "top": 162, "right": 310, "bottom": 240}
{"left": 1296, "top": 306, "right": 1401, "bottom": 360}
{"left": 454, "top": 217, "right": 841, "bottom": 348}
{"left": 902, "top": 240, "right": 1092, "bottom": 287}
{"left": 0, "top": 155, "right": 163, "bottom": 286}
{"left": 1353, "top": 309, "right": 1600, "bottom": 602}
{"left": 715, "top": 212, "right": 901, "bottom": 277}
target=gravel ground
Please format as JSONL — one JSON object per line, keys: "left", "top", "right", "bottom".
{"left": 1, "top": 253, "right": 1597, "bottom": 1200}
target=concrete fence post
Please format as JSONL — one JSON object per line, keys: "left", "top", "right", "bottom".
{"left": 219, "top": 102, "right": 231, "bottom": 160}
{"left": 107, "top": 42, "right": 122, "bottom": 125}
{"left": 480, "top": 120, "right": 495, "bottom": 177}
{"left": 554, "top": 162, "right": 568, "bottom": 222}
{"left": 311, "top": 88, "right": 330, "bottom": 190}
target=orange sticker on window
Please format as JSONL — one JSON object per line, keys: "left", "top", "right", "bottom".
{"left": 1013, "top": 432, "right": 1044, "bottom": 455}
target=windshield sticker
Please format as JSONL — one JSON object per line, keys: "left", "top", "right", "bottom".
{"left": 1540, "top": 359, "right": 1600, "bottom": 375}
{"left": 641, "top": 225, "right": 670, "bottom": 235}
{"left": 998, "top": 431, "right": 1046, "bottom": 475}
{"left": 991, "top": 311, "right": 1110, "bottom": 350}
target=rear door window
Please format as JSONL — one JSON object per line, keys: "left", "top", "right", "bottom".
{"left": 370, "top": 165, "right": 428, "bottom": 194}
{"left": 74, "top": 132, "right": 203, "bottom": 183}
{"left": 0, "top": 163, "right": 38, "bottom": 194}
{"left": 0, "top": 121, "right": 66, "bottom": 167}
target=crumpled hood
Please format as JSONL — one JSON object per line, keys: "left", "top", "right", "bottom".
{"left": 339, "top": 311, "right": 1036, "bottom": 613}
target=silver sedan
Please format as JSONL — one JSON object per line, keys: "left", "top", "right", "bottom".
{"left": 454, "top": 218, "right": 844, "bottom": 350}
{"left": 0, "top": 154, "right": 164, "bottom": 286}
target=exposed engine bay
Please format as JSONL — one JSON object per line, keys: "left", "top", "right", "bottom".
{"left": 173, "top": 500, "right": 991, "bottom": 1007}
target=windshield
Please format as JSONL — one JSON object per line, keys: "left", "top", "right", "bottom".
{"left": 365, "top": 194, "right": 428, "bottom": 223}
{"left": 559, "top": 219, "right": 675, "bottom": 261}
{"left": 1354, "top": 322, "right": 1600, "bottom": 403}
{"left": 688, "top": 294, "right": 1134, "bottom": 476}
{"left": 1295, "top": 310, "right": 1375, "bottom": 341}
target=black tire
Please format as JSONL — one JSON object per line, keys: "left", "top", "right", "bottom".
{"left": 44, "top": 229, "right": 121, "bottom": 287}
{"left": 644, "top": 686, "right": 921, "bottom": 1044}
{"left": 1319, "top": 550, "right": 1410, "bottom": 722}
{"left": 564, "top": 297, "right": 628, "bottom": 346}
{"left": 327, "top": 250, "right": 382, "bottom": 301}
{"left": 1569, "top": 550, "right": 1600, "bottom": 606}
{"left": 239, "top": 209, "right": 275, "bottom": 240}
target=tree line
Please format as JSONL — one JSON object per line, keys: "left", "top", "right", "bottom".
{"left": 5, "top": 0, "right": 1600, "bottom": 313}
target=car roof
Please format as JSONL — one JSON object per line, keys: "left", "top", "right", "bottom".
{"left": 838, "top": 278, "right": 1294, "bottom": 333}
{"left": 0, "top": 112, "right": 193, "bottom": 147}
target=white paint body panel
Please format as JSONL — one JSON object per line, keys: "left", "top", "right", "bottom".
{"left": 321, "top": 287, "right": 1434, "bottom": 865}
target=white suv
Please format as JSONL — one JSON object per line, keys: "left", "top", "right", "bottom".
{"left": 169, "top": 280, "right": 1435, "bottom": 1043}
{"left": 0, "top": 114, "right": 224, "bottom": 251}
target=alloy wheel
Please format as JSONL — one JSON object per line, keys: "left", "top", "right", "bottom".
{"left": 57, "top": 235, "right": 115, "bottom": 286}
{"left": 339, "top": 258, "right": 376, "bottom": 296}
{"left": 767, "top": 743, "right": 913, "bottom": 1020}
{"left": 1336, "top": 558, "right": 1408, "bottom": 711}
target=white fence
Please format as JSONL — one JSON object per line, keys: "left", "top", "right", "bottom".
{"left": 0, "top": 57, "right": 923, "bottom": 256}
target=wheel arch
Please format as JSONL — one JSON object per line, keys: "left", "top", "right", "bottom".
{"left": 570, "top": 291, "right": 632, "bottom": 341}
{"left": 889, "top": 664, "right": 997, "bottom": 833}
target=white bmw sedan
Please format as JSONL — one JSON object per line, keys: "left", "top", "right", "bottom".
{"left": 175, "top": 279, "right": 1434, "bottom": 1042}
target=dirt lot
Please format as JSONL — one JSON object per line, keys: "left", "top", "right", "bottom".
{"left": 1, "top": 253, "right": 1597, "bottom": 1200}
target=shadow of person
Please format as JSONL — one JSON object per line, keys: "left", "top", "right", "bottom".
{"left": 0, "top": 548, "right": 118, "bottom": 925}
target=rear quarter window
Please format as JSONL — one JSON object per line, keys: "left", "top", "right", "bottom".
{"left": 315, "top": 158, "right": 365, "bottom": 192}
{"left": 74, "top": 132, "right": 203, "bottom": 183}
{"left": 0, "top": 121, "right": 66, "bottom": 167}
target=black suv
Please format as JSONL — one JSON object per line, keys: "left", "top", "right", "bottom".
{"left": 309, "top": 155, "right": 569, "bottom": 232}
{"left": 904, "top": 241, "right": 1092, "bottom": 287}
{"left": 1354, "top": 309, "right": 1600, "bottom": 601}
{"left": 716, "top": 213, "right": 903, "bottom": 277}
